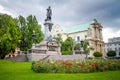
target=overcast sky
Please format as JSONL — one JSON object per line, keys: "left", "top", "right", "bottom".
{"left": 0, "top": 0, "right": 120, "bottom": 42}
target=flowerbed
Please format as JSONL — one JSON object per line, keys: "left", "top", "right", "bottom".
{"left": 32, "top": 59, "right": 120, "bottom": 73}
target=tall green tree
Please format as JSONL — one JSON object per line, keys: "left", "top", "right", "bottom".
{"left": 83, "top": 40, "right": 90, "bottom": 58}
{"left": 26, "top": 15, "right": 43, "bottom": 49}
{"left": 18, "top": 15, "right": 43, "bottom": 51}
{"left": 74, "top": 43, "right": 81, "bottom": 50}
{"left": 61, "top": 37, "right": 73, "bottom": 55}
{"left": 0, "top": 14, "right": 21, "bottom": 59}
{"left": 18, "top": 15, "right": 28, "bottom": 51}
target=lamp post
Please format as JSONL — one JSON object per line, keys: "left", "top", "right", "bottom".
{"left": 85, "top": 35, "right": 87, "bottom": 40}
{"left": 80, "top": 40, "right": 84, "bottom": 54}
{"left": 71, "top": 37, "right": 75, "bottom": 55}
{"left": 18, "top": 40, "right": 21, "bottom": 49}
{"left": 18, "top": 40, "right": 21, "bottom": 54}
{"left": 32, "top": 30, "right": 36, "bottom": 45}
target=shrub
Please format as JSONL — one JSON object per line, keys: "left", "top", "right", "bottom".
{"left": 93, "top": 52, "right": 102, "bottom": 57}
{"left": 32, "top": 59, "right": 120, "bottom": 73}
{"left": 107, "top": 50, "right": 116, "bottom": 57}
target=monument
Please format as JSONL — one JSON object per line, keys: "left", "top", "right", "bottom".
{"left": 44, "top": 6, "right": 54, "bottom": 40}
{"left": 27, "top": 6, "right": 61, "bottom": 61}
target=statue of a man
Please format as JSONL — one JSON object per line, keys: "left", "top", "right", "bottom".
{"left": 45, "top": 6, "right": 52, "bottom": 21}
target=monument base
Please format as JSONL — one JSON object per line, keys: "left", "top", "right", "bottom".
{"left": 27, "top": 40, "right": 61, "bottom": 61}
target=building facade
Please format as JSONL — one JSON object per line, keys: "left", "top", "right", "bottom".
{"left": 53, "top": 19, "right": 105, "bottom": 57}
{"left": 105, "top": 37, "right": 120, "bottom": 57}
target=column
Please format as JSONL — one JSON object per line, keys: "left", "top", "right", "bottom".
{"left": 95, "top": 42, "right": 97, "bottom": 51}
{"left": 99, "top": 29, "right": 101, "bottom": 40}
{"left": 96, "top": 28, "right": 99, "bottom": 39}
{"left": 94, "top": 27, "right": 96, "bottom": 38}
{"left": 100, "top": 44, "right": 102, "bottom": 52}
{"left": 100, "top": 29, "right": 103, "bottom": 40}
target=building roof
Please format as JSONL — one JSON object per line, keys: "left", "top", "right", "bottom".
{"left": 61, "top": 23, "right": 92, "bottom": 33}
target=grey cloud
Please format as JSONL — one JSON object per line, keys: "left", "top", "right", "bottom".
{"left": 0, "top": 0, "right": 120, "bottom": 31}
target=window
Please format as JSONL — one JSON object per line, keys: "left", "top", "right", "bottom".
{"left": 77, "top": 36, "right": 80, "bottom": 42}
{"left": 107, "top": 44, "right": 109, "bottom": 46}
{"left": 110, "top": 44, "right": 111, "bottom": 46}
{"left": 107, "top": 48, "right": 109, "bottom": 51}
{"left": 110, "top": 48, "right": 112, "bottom": 50}
{"left": 115, "top": 48, "right": 117, "bottom": 52}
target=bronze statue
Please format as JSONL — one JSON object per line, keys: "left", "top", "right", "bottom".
{"left": 45, "top": 6, "right": 52, "bottom": 21}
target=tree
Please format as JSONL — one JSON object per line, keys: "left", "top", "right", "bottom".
{"left": 74, "top": 43, "right": 81, "bottom": 50}
{"left": 0, "top": 14, "right": 21, "bottom": 59}
{"left": 18, "top": 15, "right": 28, "bottom": 51}
{"left": 61, "top": 37, "right": 73, "bottom": 55}
{"left": 18, "top": 15, "right": 43, "bottom": 51}
{"left": 107, "top": 50, "right": 116, "bottom": 58}
{"left": 27, "top": 15, "right": 43, "bottom": 48}
{"left": 83, "top": 40, "right": 93, "bottom": 58}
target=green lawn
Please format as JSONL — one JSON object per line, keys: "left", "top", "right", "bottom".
{"left": 0, "top": 60, "right": 120, "bottom": 80}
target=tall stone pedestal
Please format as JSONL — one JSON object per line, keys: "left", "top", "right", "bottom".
{"left": 44, "top": 21, "right": 53, "bottom": 40}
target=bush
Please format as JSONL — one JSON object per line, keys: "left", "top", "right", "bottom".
{"left": 93, "top": 52, "right": 102, "bottom": 57}
{"left": 32, "top": 59, "right": 120, "bottom": 73}
{"left": 107, "top": 50, "right": 116, "bottom": 57}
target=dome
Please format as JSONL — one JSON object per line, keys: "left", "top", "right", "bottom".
{"left": 91, "top": 18, "right": 98, "bottom": 24}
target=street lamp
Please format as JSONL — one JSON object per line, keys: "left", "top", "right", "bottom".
{"left": 80, "top": 40, "right": 84, "bottom": 47}
{"left": 32, "top": 30, "right": 36, "bottom": 44}
{"left": 85, "top": 35, "right": 87, "bottom": 40}
{"left": 18, "top": 40, "right": 21, "bottom": 48}
{"left": 18, "top": 40, "right": 21, "bottom": 54}
{"left": 80, "top": 40, "right": 84, "bottom": 54}
{"left": 71, "top": 36, "right": 76, "bottom": 55}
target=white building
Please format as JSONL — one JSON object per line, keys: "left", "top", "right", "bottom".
{"left": 105, "top": 37, "right": 120, "bottom": 57}
{"left": 53, "top": 19, "right": 105, "bottom": 57}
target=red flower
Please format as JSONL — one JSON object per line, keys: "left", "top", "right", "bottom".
{"left": 80, "top": 64, "right": 84, "bottom": 68}
{"left": 62, "top": 61, "right": 73, "bottom": 66}
{"left": 91, "top": 63, "right": 97, "bottom": 67}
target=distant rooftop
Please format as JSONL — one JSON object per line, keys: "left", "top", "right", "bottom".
{"left": 61, "top": 23, "right": 92, "bottom": 33}
{"left": 108, "top": 37, "right": 120, "bottom": 43}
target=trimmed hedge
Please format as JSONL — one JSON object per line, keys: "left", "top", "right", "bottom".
{"left": 107, "top": 50, "right": 116, "bottom": 57}
{"left": 32, "top": 59, "right": 120, "bottom": 73}
{"left": 93, "top": 52, "right": 102, "bottom": 57}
